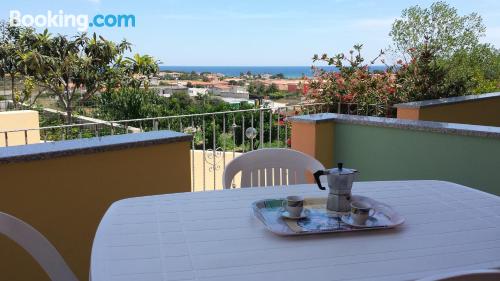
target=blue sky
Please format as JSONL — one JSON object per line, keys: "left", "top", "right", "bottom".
{"left": 2, "top": 0, "right": 500, "bottom": 66}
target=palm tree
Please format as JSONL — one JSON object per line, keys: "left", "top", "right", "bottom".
{"left": 24, "top": 32, "right": 130, "bottom": 124}
{"left": 125, "top": 53, "right": 159, "bottom": 90}
{"left": 0, "top": 45, "right": 12, "bottom": 92}
{"left": 1, "top": 21, "right": 141, "bottom": 124}
{"left": 0, "top": 22, "right": 26, "bottom": 107}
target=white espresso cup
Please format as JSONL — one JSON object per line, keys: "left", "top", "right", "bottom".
{"left": 350, "top": 201, "right": 373, "bottom": 225}
{"left": 282, "top": 195, "right": 304, "bottom": 217}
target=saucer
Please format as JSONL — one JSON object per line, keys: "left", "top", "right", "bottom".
{"left": 280, "top": 208, "right": 310, "bottom": 220}
{"left": 341, "top": 214, "right": 378, "bottom": 228}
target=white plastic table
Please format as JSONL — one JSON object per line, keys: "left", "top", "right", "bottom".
{"left": 91, "top": 181, "right": 500, "bottom": 281}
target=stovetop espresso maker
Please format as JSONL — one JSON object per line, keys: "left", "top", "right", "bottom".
{"left": 313, "top": 163, "right": 358, "bottom": 213}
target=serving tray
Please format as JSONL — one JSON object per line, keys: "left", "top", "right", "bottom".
{"left": 252, "top": 195, "right": 405, "bottom": 236}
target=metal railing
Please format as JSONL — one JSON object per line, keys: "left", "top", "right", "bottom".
{"left": 1, "top": 102, "right": 395, "bottom": 191}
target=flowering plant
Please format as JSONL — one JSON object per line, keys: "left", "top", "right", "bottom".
{"left": 306, "top": 44, "right": 406, "bottom": 116}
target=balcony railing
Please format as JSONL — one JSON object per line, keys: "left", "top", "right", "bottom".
{"left": 1, "top": 102, "right": 394, "bottom": 190}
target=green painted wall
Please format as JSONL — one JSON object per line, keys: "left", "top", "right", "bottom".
{"left": 334, "top": 123, "right": 500, "bottom": 195}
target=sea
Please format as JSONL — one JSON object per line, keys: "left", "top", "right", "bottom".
{"left": 159, "top": 66, "right": 387, "bottom": 79}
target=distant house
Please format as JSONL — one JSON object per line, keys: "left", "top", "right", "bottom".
{"left": 160, "top": 72, "right": 182, "bottom": 79}
{"left": 211, "top": 85, "right": 249, "bottom": 99}
{"left": 189, "top": 81, "right": 214, "bottom": 87}
{"left": 159, "top": 86, "right": 188, "bottom": 97}
{"left": 187, "top": 88, "right": 209, "bottom": 97}
{"left": 287, "top": 83, "right": 298, "bottom": 93}
{"left": 230, "top": 86, "right": 248, "bottom": 95}
{"left": 169, "top": 72, "right": 182, "bottom": 78}
{"left": 210, "top": 85, "right": 230, "bottom": 94}
{"left": 257, "top": 79, "right": 301, "bottom": 93}
{"left": 218, "top": 97, "right": 255, "bottom": 106}
{"left": 204, "top": 73, "right": 224, "bottom": 81}
{"left": 149, "top": 77, "right": 160, "bottom": 86}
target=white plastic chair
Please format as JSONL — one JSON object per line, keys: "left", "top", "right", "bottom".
{"left": 222, "top": 148, "right": 325, "bottom": 188}
{"left": 417, "top": 270, "right": 500, "bottom": 281}
{"left": 0, "top": 212, "right": 79, "bottom": 281}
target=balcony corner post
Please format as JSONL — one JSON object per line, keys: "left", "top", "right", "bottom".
{"left": 290, "top": 119, "right": 335, "bottom": 169}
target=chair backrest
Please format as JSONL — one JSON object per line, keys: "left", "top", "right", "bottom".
{"left": 0, "top": 212, "right": 79, "bottom": 281}
{"left": 417, "top": 270, "right": 500, "bottom": 281}
{"left": 222, "top": 148, "right": 325, "bottom": 189}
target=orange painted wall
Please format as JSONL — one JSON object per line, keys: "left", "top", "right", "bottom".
{"left": 396, "top": 108, "right": 420, "bottom": 121}
{"left": 291, "top": 121, "right": 335, "bottom": 169}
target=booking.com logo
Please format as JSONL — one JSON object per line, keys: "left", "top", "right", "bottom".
{"left": 9, "top": 10, "right": 135, "bottom": 32}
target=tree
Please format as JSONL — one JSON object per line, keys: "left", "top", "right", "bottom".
{"left": 390, "top": 1, "right": 485, "bottom": 60}
{"left": 309, "top": 44, "right": 402, "bottom": 115}
{"left": 23, "top": 32, "right": 130, "bottom": 123}
{"left": 306, "top": 2, "right": 498, "bottom": 111}
{"left": 267, "top": 83, "right": 279, "bottom": 94}
{"left": 0, "top": 21, "right": 32, "bottom": 107}
{"left": 125, "top": 53, "right": 159, "bottom": 90}
{"left": 446, "top": 43, "right": 500, "bottom": 94}
{"left": 248, "top": 81, "right": 267, "bottom": 98}
{"left": 97, "top": 88, "right": 168, "bottom": 120}
{"left": 96, "top": 87, "right": 260, "bottom": 150}
{"left": 247, "top": 82, "right": 256, "bottom": 95}
{"left": 389, "top": 1, "right": 498, "bottom": 98}
{"left": 396, "top": 43, "right": 450, "bottom": 101}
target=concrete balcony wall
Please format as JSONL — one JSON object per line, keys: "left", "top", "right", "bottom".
{"left": 0, "top": 131, "right": 192, "bottom": 281}
{"left": 291, "top": 114, "right": 500, "bottom": 195}
{"left": 0, "top": 110, "right": 40, "bottom": 147}
{"left": 395, "top": 92, "right": 500, "bottom": 126}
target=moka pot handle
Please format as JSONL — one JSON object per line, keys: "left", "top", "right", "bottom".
{"left": 313, "top": 170, "right": 326, "bottom": 190}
